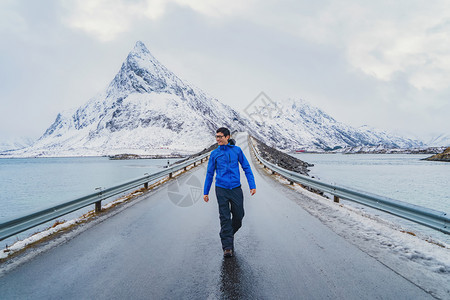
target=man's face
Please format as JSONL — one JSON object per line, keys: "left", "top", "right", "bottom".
{"left": 216, "top": 133, "right": 229, "bottom": 146}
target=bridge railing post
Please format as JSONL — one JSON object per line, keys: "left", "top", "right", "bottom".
{"left": 95, "top": 188, "right": 103, "bottom": 213}
{"left": 333, "top": 195, "right": 340, "bottom": 203}
{"left": 95, "top": 201, "right": 102, "bottom": 213}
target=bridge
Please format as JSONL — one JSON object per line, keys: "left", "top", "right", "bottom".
{"left": 0, "top": 134, "right": 444, "bottom": 299}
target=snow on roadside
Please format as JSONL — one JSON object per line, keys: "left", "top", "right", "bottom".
{"left": 266, "top": 169, "right": 450, "bottom": 299}
{"left": 0, "top": 218, "right": 82, "bottom": 260}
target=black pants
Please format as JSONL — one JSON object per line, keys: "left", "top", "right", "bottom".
{"left": 215, "top": 185, "right": 244, "bottom": 250}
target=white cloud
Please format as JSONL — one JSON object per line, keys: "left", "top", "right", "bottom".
{"left": 241, "top": 1, "right": 450, "bottom": 93}
{"left": 175, "top": 0, "right": 254, "bottom": 18}
{"left": 318, "top": 2, "right": 450, "bottom": 92}
{"left": 61, "top": 0, "right": 254, "bottom": 41}
{"left": 347, "top": 17, "right": 450, "bottom": 91}
{"left": 61, "top": 0, "right": 167, "bottom": 41}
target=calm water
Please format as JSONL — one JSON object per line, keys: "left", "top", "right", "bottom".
{"left": 293, "top": 153, "right": 450, "bottom": 242}
{"left": 0, "top": 157, "right": 179, "bottom": 221}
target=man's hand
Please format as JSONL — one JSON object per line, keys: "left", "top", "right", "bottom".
{"left": 203, "top": 195, "right": 209, "bottom": 202}
{"left": 250, "top": 189, "right": 256, "bottom": 196}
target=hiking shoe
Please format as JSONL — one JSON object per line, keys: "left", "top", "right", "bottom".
{"left": 223, "top": 249, "right": 233, "bottom": 257}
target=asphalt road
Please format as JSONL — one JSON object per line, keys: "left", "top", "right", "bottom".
{"left": 0, "top": 134, "right": 433, "bottom": 299}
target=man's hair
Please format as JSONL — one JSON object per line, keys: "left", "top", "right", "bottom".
{"left": 216, "top": 127, "right": 231, "bottom": 137}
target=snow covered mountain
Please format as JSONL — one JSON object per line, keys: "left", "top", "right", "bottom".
{"left": 247, "top": 98, "right": 423, "bottom": 151}
{"left": 0, "top": 137, "right": 34, "bottom": 152}
{"left": 4, "top": 41, "right": 424, "bottom": 157}
{"left": 427, "top": 134, "right": 450, "bottom": 147}
{"left": 10, "top": 41, "right": 249, "bottom": 157}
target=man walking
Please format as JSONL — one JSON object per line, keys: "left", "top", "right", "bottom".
{"left": 203, "top": 128, "right": 256, "bottom": 257}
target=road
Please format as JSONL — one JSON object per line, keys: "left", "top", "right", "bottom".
{"left": 0, "top": 134, "right": 433, "bottom": 299}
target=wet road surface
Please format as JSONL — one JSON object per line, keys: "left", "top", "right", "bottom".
{"left": 0, "top": 134, "right": 433, "bottom": 299}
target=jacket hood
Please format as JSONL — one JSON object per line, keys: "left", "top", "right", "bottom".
{"left": 219, "top": 140, "right": 236, "bottom": 150}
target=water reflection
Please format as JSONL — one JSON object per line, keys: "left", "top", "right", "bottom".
{"left": 219, "top": 255, "right": 256, "bottom": 299}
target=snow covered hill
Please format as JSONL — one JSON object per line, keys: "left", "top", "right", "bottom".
{"left": 0, "top": 137, "right": 34, "bottom": 152}
{"left": 247, "top": 98, "right": 423, "bottom": 151}
{"left": 8, "top": 41, "right": 250, "bottom": 157}
{"left": 427, "top": 134, "right": 450, "bottom": 147}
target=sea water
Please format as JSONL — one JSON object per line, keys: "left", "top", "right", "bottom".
{"left": 293, "top": 153, "right": 450, "bottom": 242}
{"left": 0, "top": 157, "right": 182, "bottom": 220}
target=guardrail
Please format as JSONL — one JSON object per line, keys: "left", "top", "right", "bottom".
{"left": 0, "top": 152, "right": 211, "bottom": 241}
{"left": 249, "top": 138, "right": 450, "bottom": 234}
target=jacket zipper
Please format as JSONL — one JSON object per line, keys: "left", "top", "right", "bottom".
{"left": 228, "top": 151, "right": 231, "bottom": 188}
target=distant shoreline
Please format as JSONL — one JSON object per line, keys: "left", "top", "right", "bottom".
{"left": 289, "top": 146, "right": 446, "bottom": 155}
{"left": 108, "top": 153, "right": 186, "bottom": 160}
{"left": 422, "top": 147, "right": 450, "bottom": 162}
{"left": 0, "top": 154, "right": 186, "bottom": 160}
{"left": 1, "top": 145, "right": 446, "bottom": 159}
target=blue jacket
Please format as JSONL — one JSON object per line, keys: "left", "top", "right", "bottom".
{"left": 203, "top": 143, "right": 256, "bottom": 195}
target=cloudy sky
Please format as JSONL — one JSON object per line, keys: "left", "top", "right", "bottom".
{"left": 1, "top": 0, "right": 449, "bottom": 143}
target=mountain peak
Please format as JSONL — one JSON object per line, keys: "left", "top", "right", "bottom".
{"left": 133, "top": 41, "right": 150, "bottom": 54}
{"left": 127, "top": 40, "right": 158, "bottom": 66}
{"left": 106, "top": 41, "right": 184, "bottom": 97}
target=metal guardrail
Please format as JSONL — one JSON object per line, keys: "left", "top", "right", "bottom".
{"left": 0, "top": 152, "right": 210, "bottom": 241}
{"left": 249, "top": 138, "right": 450, "bottom": 234}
